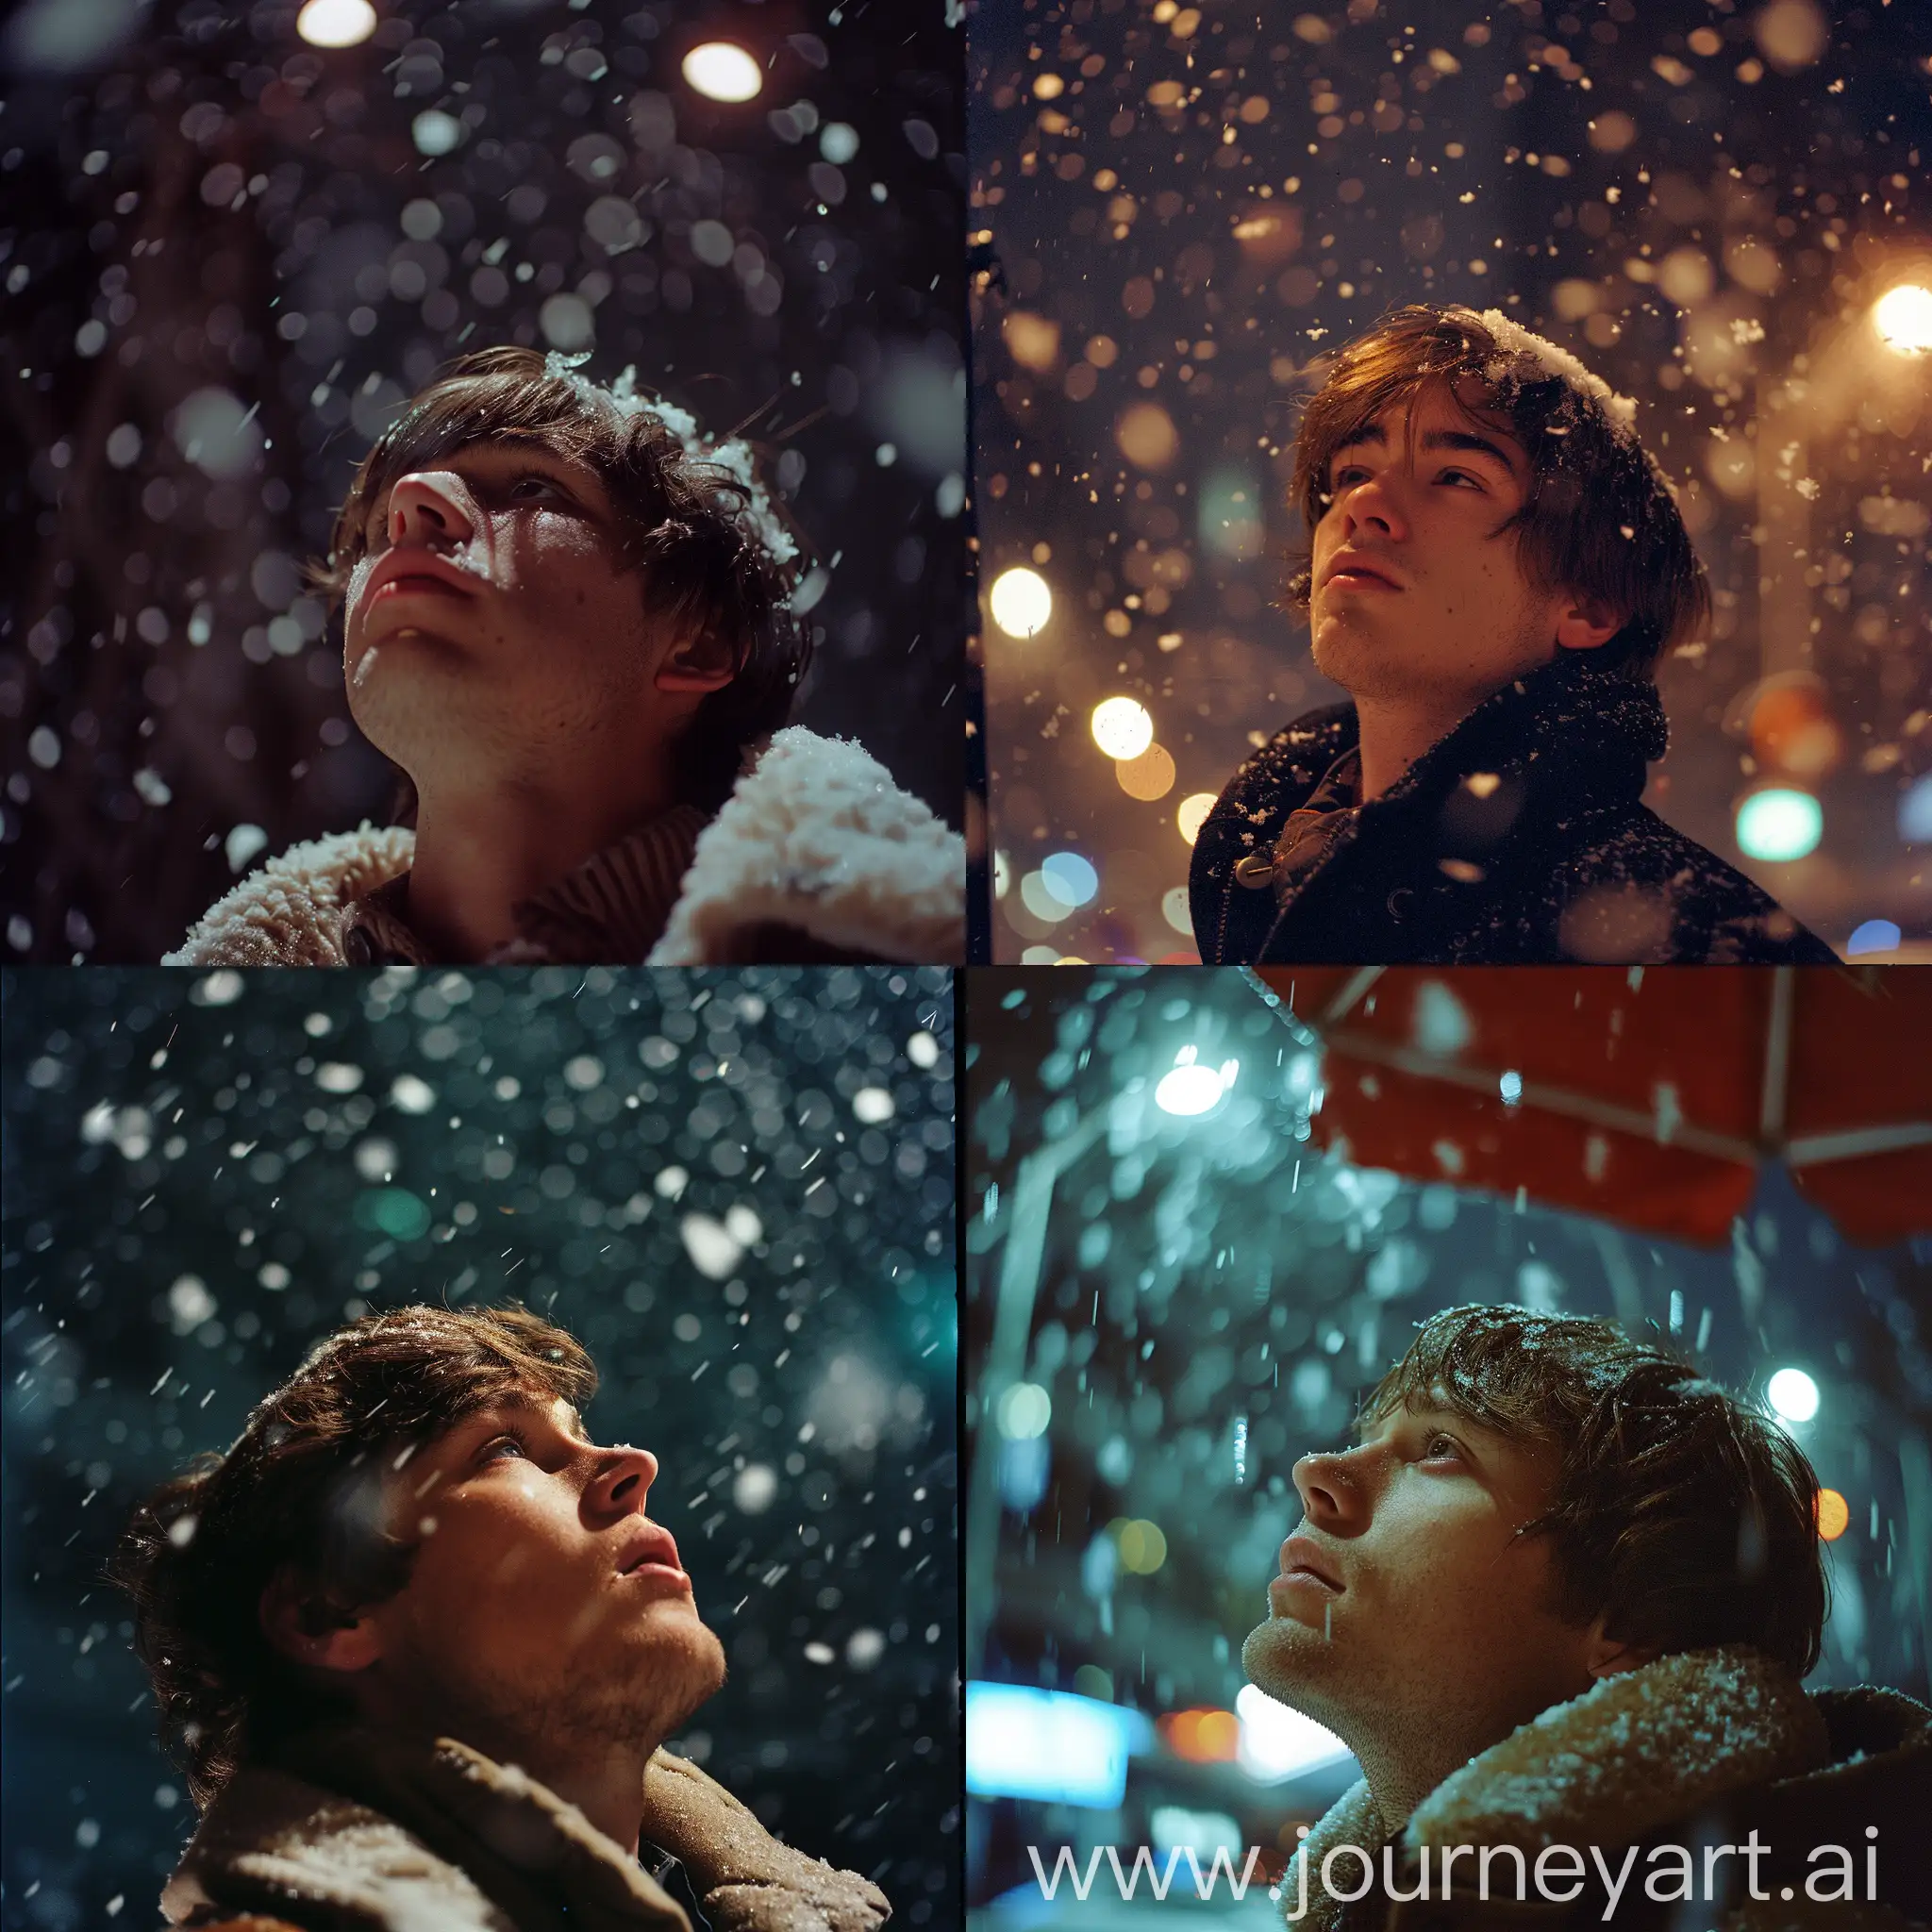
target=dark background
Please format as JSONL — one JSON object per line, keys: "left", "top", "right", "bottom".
{"left": 2, "top": 0, "right": 973, "bottom": 962}
{"left": 963, "top": 967, "right": 1931, "bottom": 1907}
{"left": 0, "top": 964, "right": 959, "bottom": 1932}
{"left": 970, "top": 0, "right": 1931, "bottom": 962}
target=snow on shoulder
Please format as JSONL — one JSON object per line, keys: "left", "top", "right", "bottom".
{"left": 1452, "top": 306, "right": 1641, "bottom": 445}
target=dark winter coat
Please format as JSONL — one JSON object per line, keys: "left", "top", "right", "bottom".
{"left": 1189, "top": 654, "right": 1840, "bottom": 965}
{"left": 1280, "top": 1646, "right": 1932, "bottom": 1932}
{"left": 160, "top": 1724, "right": 891, "bottom": 1932}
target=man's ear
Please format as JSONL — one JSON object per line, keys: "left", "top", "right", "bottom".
{"left": 1581, "top": 1617, "right": 1657, "bottom": 1680}
{"left": 259, "top": 1566, "right": 384, "bottom": 1675}
{"left": 1553, "top": 591, "right": 1624, "bottom": 654}
{"left": 653, "top": 627, "right": 740, "bottom": 697}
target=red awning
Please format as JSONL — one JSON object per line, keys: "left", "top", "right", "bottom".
{"left": 1250, "top": 967, "right": 1932, "bottom": 1247}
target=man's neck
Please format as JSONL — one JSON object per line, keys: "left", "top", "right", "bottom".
{"left": 404, "top": 769, "right": 683, "bottom": 959}
{"left": 1349, "top": 691, "right": 1475, "bottom": 803}
{"left": 507, "top": 1730, "right": 659, "bottom": 1858}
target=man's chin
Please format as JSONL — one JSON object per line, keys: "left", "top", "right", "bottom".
{"left": 1241, "top": 1611, "right": 1341, "bottom": 1700}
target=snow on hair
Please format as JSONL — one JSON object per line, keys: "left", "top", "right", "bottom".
{"left": 541, "top": 349, "right": 799, "bottom": 570}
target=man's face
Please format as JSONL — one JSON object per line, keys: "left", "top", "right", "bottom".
{"left": 1241, "top": 1400, "right": 1596, "bottom": 1758}
{"left": 343, "top": 1391, "right": 725, "bottom": 1756}
{"left": 1306, "top": 383, "right": 1574, "bottom": 716}
{"left": 341, "top": 440, "right": 688, "bottom": 787}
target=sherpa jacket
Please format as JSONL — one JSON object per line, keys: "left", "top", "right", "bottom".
{"left": 1281, "top": 1646, "right": 1932, "bottom": 1932}
{"left": 161, "top": 727, "right": 964, "bottom": 966}
{"left": 161, "top": 1725, "right": 892, "bottom": 1932}
{"left": 1190, "top": 654, "right": 1840, "bottom": 966}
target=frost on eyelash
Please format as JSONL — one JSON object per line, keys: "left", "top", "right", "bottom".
{"left": 541, "top": 350, "right": 799, "bottom": 571}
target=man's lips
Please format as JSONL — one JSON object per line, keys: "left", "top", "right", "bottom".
{"left": 364, "top": 549, "right": 480, "bottom": 604}
{"left": 1274, "top": 1535, "right": 1344, "bottom": 1593}
{"left": 618, "top": 1524, "right": 688, "bottom": 1585}
{"left": 1323, "top": 554, "right": 1403, "bottom": 591}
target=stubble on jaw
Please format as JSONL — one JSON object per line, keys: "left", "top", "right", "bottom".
{"left": 410, "top": 1607, "right": 727, "bottom": 1770}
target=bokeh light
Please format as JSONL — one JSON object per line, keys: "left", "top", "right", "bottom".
{"left": 1176, "top": 793, "right": 1218, "bottom": 845}
{"left": 989, "top": 566, "right": 1053, "bottom": 639}
{"left": 997, "top": 1381, "right": 1053, "bottom": 1440}
{"left": 1112, "top": 1518, "right": 1169, "bottom": 1574}
{"left": 1873, "top": 282, "right": 1932, "bottom": 356}
{"left": 1115, "top": 742, "right": 1175, "bottom": 801}
{"left": 682, "top": 42, "right": 762, "bottom": 104}
{"left": 1091, "top": 696, "right": 1154, "bottom": 760}
{"left": 1736, "top": 789, "right": 1824, "bottom": 863}
{"left": 1816, "top": 1488, "right": 1851, "bottom": 1541}
{"left": 1018, "top": 872, "right": 1073, "bottom": 924}
{"left": 1155, "top": 1046, "right": 1235, "bottom": 1117}
{"left": 1040, "top": 851, "right": 1099, "bottom": 908}
{"left": 294, "top": 0, "right": 376, "bottom": 49}
{"left": 410, "top": 109, "right": 462, "bottom": 158}
{"left": 1768, "top": 1366, "right": 1821, "bottom": 1423}
{"left": 1847, "top": 920, "right": 1902, "bottom": 958}
{"left": 1900, "top": 775, "right": 1932, "bottom": 845}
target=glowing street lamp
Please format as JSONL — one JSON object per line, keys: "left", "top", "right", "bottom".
{"left": 1767, "top": 1367, "right": 1820, "bottom": 1424}
{"left": 683, "top": 42, "right": 762, "bottom": 103}
{"left": 295, "top": 0, "right": 376, "bottom": 48}
{"left": 1873, "top": 283, "right": 1932, "bottom": 357}
{"left": 989, "top": 566, "right": 1052, "bottom": 639}
{"left": 1155, "top": 1045, "right": 1238, "bottom": 1117}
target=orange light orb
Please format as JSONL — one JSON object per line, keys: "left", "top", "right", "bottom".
{"left": 1749, "top": 678, "right": 1842, "bottom": 779}
{"left": 1815, "top": 1488, "right": 1849, "bottom": 1541}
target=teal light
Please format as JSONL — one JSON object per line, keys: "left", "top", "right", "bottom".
{"left": 354, "top": 1188, "right": 431, "bottom": 1242}
{"left": 1736, "top": 788, "right": 1822, "bottom": 862}
{"left": 1041, "top": 851, "right": 1099, "bottom": 908}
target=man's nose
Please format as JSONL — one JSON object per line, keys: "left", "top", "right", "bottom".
{"left": 601, "top": 1445, "right": 659, "bottom": 1513}
{"left": 1342, "top": 475, "right": 1407, "bottom": 542}
{"left": 1292, "top": 1447, "right": 1365, "bottom": 1530}
{"left": 387, "top": 472, "right": 475, "bottom": 548}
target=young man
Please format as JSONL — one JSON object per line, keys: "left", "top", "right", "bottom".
{"left": 111, "top": 1305, "right": 892, "bottom": 1932}
{"left": 164, "top": 347, "right": 963, "bottom": 967}
{"left": 1191, "top": 306, "right": 1838, "bottom": 965}
{"left": 1248, "top": 1306, "right": 1929, "bottom": 1931}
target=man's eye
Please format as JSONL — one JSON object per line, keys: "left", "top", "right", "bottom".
{"left": 481, "top": 1434, "right": 528, "bottom": 1461}
{"left": 1331, "top": 465, "right": 1367, "bottom": 489}
{"left": 1439, "top": 468, "right": 1482, "bottom": 489}
{"left": 508, "top": 474, "right": 565, "bottom": 503}
{"left": 1424, "top": 1433, "right": 1462, "bottom": 1460}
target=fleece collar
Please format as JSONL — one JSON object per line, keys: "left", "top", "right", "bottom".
{"left": 163, "top": 1725, "right": 690, "bottom": 1932}
{"left": 163, "top": 725, "right": 964, "bottom": 966}
{"left": 1284, "top": 1647, "right": 1828, "bottom": 1932}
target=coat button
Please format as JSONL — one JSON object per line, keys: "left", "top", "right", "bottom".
{"left": 1387, "top": 888, "right": 1412, "bottom": 921}
{"left": 1234, "top": 852, "right": 1275, "bottom": 889}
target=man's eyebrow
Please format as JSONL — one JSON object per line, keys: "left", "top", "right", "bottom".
{"left": 1326, "top": 421, "right": 1522, "bottom": 475}
{"left": 465, "top": 1393, "right": 585, "bottom": 1437}
{"left": 1329, "top": 422, "right": 1387, "bottom": 460}
{"left": 1419, "top": 426, "right": 1522, "bottom": 473}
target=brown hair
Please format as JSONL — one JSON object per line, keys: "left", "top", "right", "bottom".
{"left": 1285, "top": 305, "right": 1711, "bottom": 683}
{"left": 108, "top": 1304, "right": 598, "bottom": 1810}
{"left": 315, "top": 345, "right": 812, "bottom": 810}
{"left": 1359, "top": 1305, "right": 1828, "bottom": 1677}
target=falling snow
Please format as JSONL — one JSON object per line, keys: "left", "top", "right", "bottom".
{"left": 972, "top": 3, "right": 1931, "bottom": 963}
{"left": 2, "top": 963, "right": 959, "bottom": 1930}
